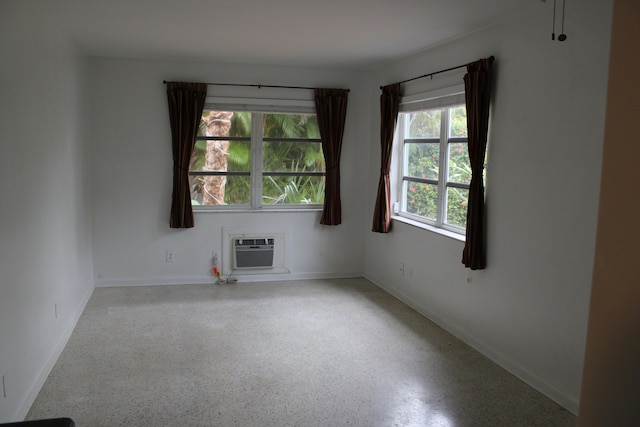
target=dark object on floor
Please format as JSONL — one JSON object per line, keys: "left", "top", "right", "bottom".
{"left": 0, "top": 418, "right": 75, "bottom": 427}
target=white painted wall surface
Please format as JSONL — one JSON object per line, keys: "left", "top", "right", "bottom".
{"left": 364, "top": 1, "right": 613, "bottom": 413}
{"left": 0, "top": 2, "right": 95, "bottom": 422}
{"left": 88, "top": 58, "right": 368, "bottom": 286}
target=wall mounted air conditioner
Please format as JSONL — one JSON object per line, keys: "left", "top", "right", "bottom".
{"left": 233, "top": 237, "right": 275, "bottom": 269}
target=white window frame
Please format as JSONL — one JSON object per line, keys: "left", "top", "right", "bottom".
{"left": 191, "top": 95, "right": 324, "bottom": 212}
{"left": 392, "top": 85, "right": 469, "bottom": 238}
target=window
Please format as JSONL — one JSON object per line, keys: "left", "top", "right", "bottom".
{"left": 189, "top": 110, "right": 324, "bottom": 209}
{"left": 395, "top": 98, "right": 478, "bottom": 235}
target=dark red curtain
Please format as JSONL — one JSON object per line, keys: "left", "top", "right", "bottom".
{"left": 462, "top": 57, "right": 493, "bottom": 269}
{"left": 372, "top": 83, "right": 400, "bottom": 233}
{"left": 166, "top": 82, "right": 207, "bottom": 228}
{"left": 314, "top": 88, "right": 349, "bottom": 225}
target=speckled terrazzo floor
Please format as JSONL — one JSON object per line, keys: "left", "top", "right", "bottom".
{"left": 26, "top": 278, "right": 575, "bottom": 426}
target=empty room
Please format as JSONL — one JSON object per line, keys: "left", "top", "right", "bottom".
{"left": 1, "top": 0, "right": 638, "bottom": 425}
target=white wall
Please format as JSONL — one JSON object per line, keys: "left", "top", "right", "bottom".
{"left": 364, "top": 1, "right": 612, "bottom": 413}
{"left": 88, "top": 58, "right": 369, "bottom": 286}
{"left": 0, "top": 1, "right": 94, "bottom": 422}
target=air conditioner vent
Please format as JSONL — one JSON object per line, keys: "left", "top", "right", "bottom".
{"left": 233, "top": 237, "right": 275, "bottom": 269}
{"left": 235, "top": 238, "right": 274, "bottom": 247}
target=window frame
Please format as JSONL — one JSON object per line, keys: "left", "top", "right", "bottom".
{"left": 392, "top": 85, "right": 470, "bottom": 237}
{"left": 189, "top": 100, "right": 325, "bottom": 212}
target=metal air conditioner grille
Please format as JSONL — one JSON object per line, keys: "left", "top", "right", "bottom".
{"left": 233, "top": 237, "right": 275, "bottom": 269}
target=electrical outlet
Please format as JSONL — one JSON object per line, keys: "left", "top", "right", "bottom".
{"left": 166, "top": 251, "right": 174, "bottom": 262}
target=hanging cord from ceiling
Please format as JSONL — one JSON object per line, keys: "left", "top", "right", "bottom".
{"left": 551, "top": 0, "right": 568, "bottom": 41}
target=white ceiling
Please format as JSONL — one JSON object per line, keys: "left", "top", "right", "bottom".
{"left": 54, "top": 0, "right": 540, "bottom": 70}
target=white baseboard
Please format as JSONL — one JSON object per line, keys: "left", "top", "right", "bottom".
{"left": 363, "top": 274, "right": 580, "bottom": 415}
{"left": 94, "top": 271, "right": 363, "bottom": 287}
{"left": 14, "top": 285, "right": 94, "bottom": 421}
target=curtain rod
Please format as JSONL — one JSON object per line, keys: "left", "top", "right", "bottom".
{"left": 380, "top": 55, "right": 494, "bottom": 89}
{"left": 163, "top": 80, "right": 349, "bottom": 92}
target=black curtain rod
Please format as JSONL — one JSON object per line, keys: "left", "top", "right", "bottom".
{"left": 380, "top": 55, "right": 494, "bottom": 89}
{"left": 163, "top": 80, "right": 349, "bottom": 92}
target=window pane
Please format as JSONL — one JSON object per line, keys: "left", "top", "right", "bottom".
{"left": 448, "top": 105, "right": 467, "bottom": 138}
{"left": 446, "top": 187, "right": 469, "bottom": 228}
{"left": 409, "top": 110, "right": 441, "bottom": 138}
{"left": 263, "top": 141, "right": 325, "bottom": 173}
{"left": 406, "top": 142, "right": 439, "bottom": 180}
{"left": 404, "top": 181, "right": 438, "bottom": 220}
{"left": 190, "top": 140, "right": 251, "bottom": 173}
{"left": 198, "top": 111, "right": 251, "bottom": 139}
{"left": 199, "top": 110, "right": 251, "bottom": 138}
{"left": 263, "top": 114, "right": 319, "bottom": 139}
{"left": 448, "top": 142, "right": 471, "bottom": 185}
{"left": 189, "top": 175, "right": 250, "bottom": 206}
{"left": 193, "top": 111, "right": 252, "bottom": 173}
{"left": 262, "top": 175, "right": 325, "bottom": 205}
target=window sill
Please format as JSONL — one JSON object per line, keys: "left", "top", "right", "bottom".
{"left": 391, "top": 215, "right": 466, "bottom": 242}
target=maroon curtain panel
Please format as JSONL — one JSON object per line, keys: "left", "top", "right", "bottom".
{"left": 314, "top": 88, "right": 349, "bottom": 225}
{"left": 166, "top": 82, "right": 207, "bottom": 228}
{"left": 372, "top": 83, "right": 401, "bottom": 233}
{"left": 462, "top": 57, "right": 493, "bottom": 269}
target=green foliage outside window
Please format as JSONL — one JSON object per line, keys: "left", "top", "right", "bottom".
{"left": 402, "top": 105, "right": 475, "bottom": 230}
{"left": 405, "top": 182, "right": 438, "bottom": 220}
{"left": 261, "top": 113, "right": 324, "bottom": 205}
{"left": 190, "top": 112, "right": 324, "bottom": 206}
